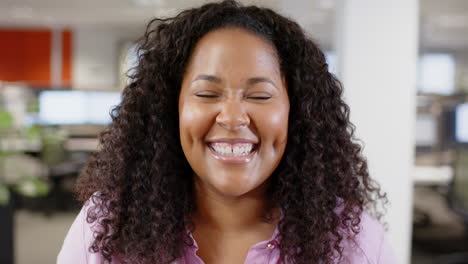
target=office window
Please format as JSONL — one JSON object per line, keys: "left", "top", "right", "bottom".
{"left": 418, "top": 53, "right": 456, "bottom": 95}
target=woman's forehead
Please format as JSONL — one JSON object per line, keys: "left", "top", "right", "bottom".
{"left": 184, "top": 27, "right": 282, "bottom": 78}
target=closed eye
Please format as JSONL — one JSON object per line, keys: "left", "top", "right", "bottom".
{"left": 247, "top": 96, "right": 271, "bottom": 100}
{"left": 196, "top": 94, "right": 219, "bottom": 98}
{"left": 246, "top": 93, "right": 272, "bottom": 100}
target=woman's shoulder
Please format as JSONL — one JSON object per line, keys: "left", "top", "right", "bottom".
{"left": 340, "top": 210, "right": 398, "bottom": 264}
{"left": 57, "top": 193, "right": 121, "bottom": 264}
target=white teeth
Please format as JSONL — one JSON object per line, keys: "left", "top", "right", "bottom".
{"left": 210, "top": 143, "right": 255, "bottom": 157}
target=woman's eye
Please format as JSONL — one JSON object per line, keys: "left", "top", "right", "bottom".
{"left": 247, "top": 95, "right": 272, "bottom": 100}
{"left": 196, "top": 94, "right": 219, "bottom": 98}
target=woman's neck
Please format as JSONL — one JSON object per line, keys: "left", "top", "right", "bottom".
{"left": 191, "top": 178, "right": 277, "bottom": 233}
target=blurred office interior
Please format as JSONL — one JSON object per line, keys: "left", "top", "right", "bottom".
{"left": 0, "top": 0, "right": 467, "bottom": 263}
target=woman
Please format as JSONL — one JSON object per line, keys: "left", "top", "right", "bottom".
{"left": 58, "top": 1, "right": 396, "bottom": 263}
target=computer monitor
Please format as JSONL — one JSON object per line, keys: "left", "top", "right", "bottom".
{"left": 38, "top": 90, "right": 121, "bottom": 125}
{"left": 455, "top": 103, "right": 468, "bottom": 144}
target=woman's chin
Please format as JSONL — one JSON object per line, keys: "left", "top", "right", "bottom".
{"left": 211, "top": 184, "right": 252, "bottom": 197}
{"left": 206, "top": 177, "right": 268, "bottom": 198}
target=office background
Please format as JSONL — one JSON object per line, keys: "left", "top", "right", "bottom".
{"left": 0, "top": 0, "right": 467, "bottom": 263}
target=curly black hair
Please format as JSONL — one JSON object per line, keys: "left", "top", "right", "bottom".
{"left": 75, "top": 1, "right": 388, "bottom": 263}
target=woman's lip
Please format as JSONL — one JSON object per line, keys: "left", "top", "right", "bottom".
{"left": 207, "top": 144, "right": 257, "bottom": 164}
{"left": 205, "top": 138, "right": 259, "bottom": 144}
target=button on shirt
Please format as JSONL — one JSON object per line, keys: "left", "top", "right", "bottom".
{"left": 57, "top": 199, "right": 398, "bottom": 264}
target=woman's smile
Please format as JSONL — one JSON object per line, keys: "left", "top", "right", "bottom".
{"left": 207, "top": 140, "right": 259, "bottom": 164}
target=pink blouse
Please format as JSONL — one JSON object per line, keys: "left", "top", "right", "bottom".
{"left": 57, "top": 199, "right": 398, "bottom": 264}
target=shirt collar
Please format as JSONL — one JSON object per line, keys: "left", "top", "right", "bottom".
{"left": 184, "top": 209, "right": 284, "bottom": 251}
{"left": 184, "top": 223, "right": 281, "bottom": 251}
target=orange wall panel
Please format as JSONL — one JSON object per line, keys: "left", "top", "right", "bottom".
{"left": 0, "top": 31, "right": 28, "bottom": 82}
{"left": 0, "top": 29, "right": 73, "bottom": 87}
{"left": 0, "top": 30, "right": 51, "bottom": 85}
{"left": 23, "top": 30, "right": 52, "bottom": 84}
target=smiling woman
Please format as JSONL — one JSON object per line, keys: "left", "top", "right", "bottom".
{"left": 57, "top": 1, "right": 395, "bottom": 264}
{"left": 179, "top": 28, "right": 289, "bottom": 199}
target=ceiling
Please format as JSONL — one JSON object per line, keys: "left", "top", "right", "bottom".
{"left": 0, "top": 0, "right": 467, "bottom": 50}
{"left": 420, "top": 0, "right": 468, "bottom": 50}
{"left": 0, "top": 0, "right": 331, "bottom": 28}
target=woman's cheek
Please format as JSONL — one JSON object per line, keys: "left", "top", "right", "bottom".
{"left": 180, "top": 101, "right": 215, "bottom": 145}
{"left": 255, "top": 103, "right": 289, "bottom": 141}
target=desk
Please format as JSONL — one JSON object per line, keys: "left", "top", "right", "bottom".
{"left": 0, "top": 138, "right": 41, "bottom": 152}
{"left": 0, "top": 138, "right": 98, "bottom": 153}
{"left": 63, "top": 138, "right": 98, "bottom": 152}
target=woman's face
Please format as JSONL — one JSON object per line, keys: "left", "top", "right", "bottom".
{"left": 179, "top": 28, "right": 289, "bottom": 197}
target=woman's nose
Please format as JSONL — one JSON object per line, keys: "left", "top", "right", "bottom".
{"left": 215, "top": 100, "right": 250, "bottom": 131}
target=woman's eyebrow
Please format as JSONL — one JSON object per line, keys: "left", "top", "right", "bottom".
{"left": 192, "top": 74, "right": 222, "bottom": 83}
{"left": 192, "top": 74, "right": 278, "bottom": 89}
{"left": 247, "top": 76, "right": 278, "bottom": 89}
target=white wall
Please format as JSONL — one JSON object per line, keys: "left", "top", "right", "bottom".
{"left": 72, "top": 26, "right": 141, "bottom": 91}
{"left": 335, "top": 1, "right": 419, "bottom": 264}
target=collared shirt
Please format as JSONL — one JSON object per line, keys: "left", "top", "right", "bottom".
{"left": 177, "top": 226, "right": 282, "bottom": 264}
{"left": 57, "top": 199, "right": 398, "bottom": 264}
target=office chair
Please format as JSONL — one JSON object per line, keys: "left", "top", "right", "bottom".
{"left": 436, "top": 151, "right": 468, "bottom": 264}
